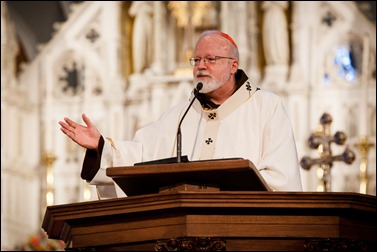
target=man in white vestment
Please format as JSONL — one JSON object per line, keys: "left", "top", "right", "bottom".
{"left": 59, "top": 30, "right": 303, "bottom": 198}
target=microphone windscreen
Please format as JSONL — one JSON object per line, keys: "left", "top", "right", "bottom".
{"left": 196, "top": 82, "right": 203, "bottom": 91}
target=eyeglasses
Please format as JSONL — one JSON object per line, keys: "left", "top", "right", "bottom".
{"left": 189, "top": 56, "right": 235, "bottom": 66}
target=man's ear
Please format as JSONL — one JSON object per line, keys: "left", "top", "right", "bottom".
{"left": 231, "top": 60, "right": 239, "bottom": 74}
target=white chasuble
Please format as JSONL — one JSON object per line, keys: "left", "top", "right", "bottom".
{"left": 91, "top": 79, "right": 302, "bottom": 198}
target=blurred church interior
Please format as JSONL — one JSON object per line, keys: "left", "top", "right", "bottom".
{"left": 1, "top": 1, "right": 376, "bottom": 250}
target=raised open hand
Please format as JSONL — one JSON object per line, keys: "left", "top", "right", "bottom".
{"left": 59, "top": 113, "right": 101, "bottom": 150}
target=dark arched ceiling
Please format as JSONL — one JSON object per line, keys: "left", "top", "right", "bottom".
{"left": 6, "top": 1, "right": 82, "bottom": 61}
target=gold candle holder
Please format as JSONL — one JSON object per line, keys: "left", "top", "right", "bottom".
{"left": 354, "top": 136, "right": 374, "bottom": 194}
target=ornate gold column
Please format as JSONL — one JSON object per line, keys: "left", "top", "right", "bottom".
{"left": 168, "top": 1, "right": 211, "bottom": 70}
{"left": 42, "top": 152, "right": 57, "bottom": 206}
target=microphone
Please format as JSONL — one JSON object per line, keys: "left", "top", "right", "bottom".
{"left": 177, "top": 82, "right": 203, "bottom": 163}
{"left": 133, "top": 82, "right": 203, "bottom": 166}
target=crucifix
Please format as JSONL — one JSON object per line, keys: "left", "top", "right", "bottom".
{"left": 300, "top": 113, "right": 356, "bottom": 192}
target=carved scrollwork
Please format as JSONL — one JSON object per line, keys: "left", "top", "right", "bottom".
{"left": 304, "top": 238, "right": 369, "bottom": 252}
{"left": 155, "top": 237, "right": 226, "bottom": 251}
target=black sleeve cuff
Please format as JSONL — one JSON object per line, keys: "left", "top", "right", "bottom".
{"left": 81, "top": 136, "right": 105, "bottom": 181}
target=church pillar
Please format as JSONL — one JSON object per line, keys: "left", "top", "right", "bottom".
{"left": 220, "top": 2, "right": 231, "bottom": 32}
{"left": 234, "top": 2, "right": 249, "bottom": 69}
{"left": 151, "top": 1, "right": 164, "bottom": 75}
{"left": 247, "top": 2, "right": 262, "bottom": 83}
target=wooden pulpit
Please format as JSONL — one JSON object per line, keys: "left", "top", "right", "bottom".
{"left": 42, "top": 159, "right": 376, "bottom": 251}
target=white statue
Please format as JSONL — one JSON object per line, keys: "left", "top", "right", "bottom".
{"left": 262, "top": 1, "right": 289, "bottom": 66}
{"left": 129, "top": 1, "right": 153, "bottom": 74}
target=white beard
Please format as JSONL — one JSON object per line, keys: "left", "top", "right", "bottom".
{"left": 195, "top": 65, "right": 232, "bottom": 94}
{"left": 198, "top": 79, "right": 222, "bottom": 93}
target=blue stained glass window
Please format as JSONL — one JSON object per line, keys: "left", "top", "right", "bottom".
{"left": 334, "top": 45, "right": 357, "bottom": 82}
